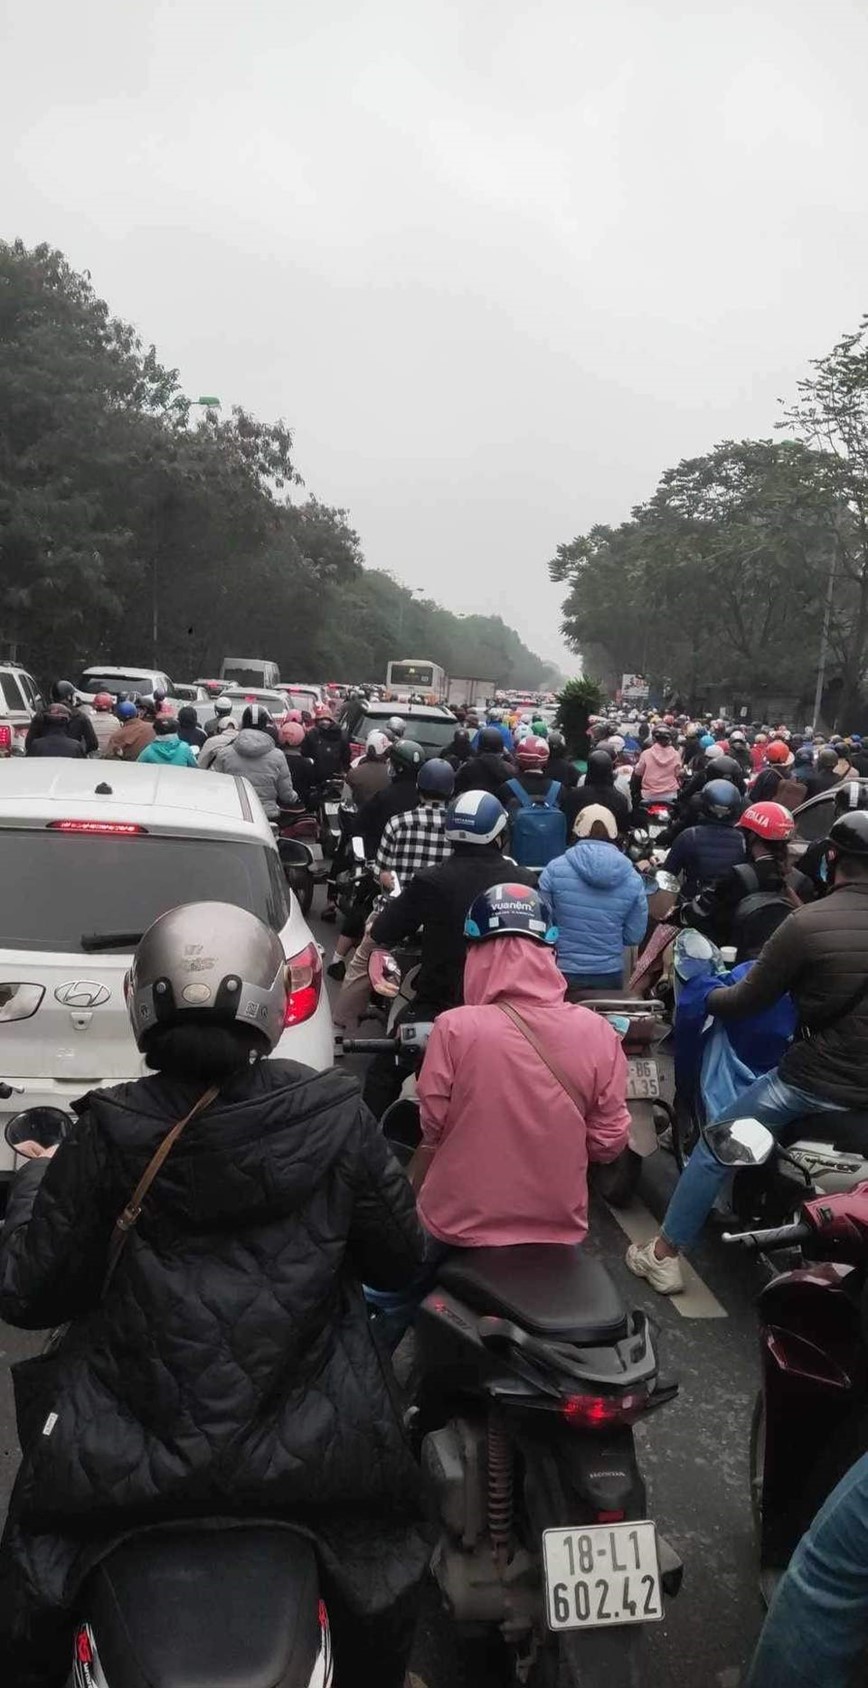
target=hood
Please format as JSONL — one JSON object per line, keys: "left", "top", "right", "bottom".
{"left": 566, "top": 840, "right": 636, "bottom": 889}
{"left": 233, "top": 728, "right": 274, "bottom": 758}
{"left": 146, "top": 735, "right": 184, "bottom": 761}
{"left": 463, "top": 933, "right": 566, "bottom": 1008}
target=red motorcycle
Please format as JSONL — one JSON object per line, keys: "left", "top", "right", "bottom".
{"left": 725, "top": 1181, "right": 868, "bottom": 1603}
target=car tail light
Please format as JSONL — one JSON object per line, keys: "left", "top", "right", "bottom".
{"left": 560, "top": 1390, "right": 649, "bottom": 1429}
{"left": 0, "top": 723, "right": 11, "bottom": 753}
{"left": 284, "top": 942, "right": 322, "bottom": 1027}
{"left": 0, "top": 984, "right": 45, "bottom": 1023}
{"left": 47, "top": 821, "right": 147, "bottom": 836}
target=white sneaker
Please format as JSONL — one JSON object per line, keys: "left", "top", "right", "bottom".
{"left": 626, "top": 1239, "right": 685, "bottom": 1296}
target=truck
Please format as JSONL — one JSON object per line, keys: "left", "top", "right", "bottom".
{"left": 445, "top": 676, "right": 495, "bottom": 710}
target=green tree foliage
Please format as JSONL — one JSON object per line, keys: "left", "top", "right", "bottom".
{"left": 556, "top": 675, "right": 603, "bottom": 760}
{"left": 0, "top": 240, "right": 549, "bottom": 691}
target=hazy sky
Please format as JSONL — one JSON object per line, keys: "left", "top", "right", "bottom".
{"left": 4, "top": 0, "right": 868, "bottom": 667}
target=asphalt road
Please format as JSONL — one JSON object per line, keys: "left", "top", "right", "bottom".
{"left": 0, "top": 890, "right": 768, "bottom": 1685}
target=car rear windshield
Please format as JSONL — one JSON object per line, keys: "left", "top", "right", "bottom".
{"left": 357, "top": 712, "right": 456, "bottom": 752}
{"left": 224, "top": 693, "right": 286, "bottom": 724}
{"left": 0, "top": 832, "right": 287, "bottom": 951}
{"left": 79, "top": 674, "right": 165, "bottom": 697}
{"left": 222, "top": 665, "right": 272, "bottom": 687}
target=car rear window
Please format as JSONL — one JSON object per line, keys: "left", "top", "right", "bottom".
{"left": 79, "top": 674, "right": 165, "bottom": 697}
{"left": 795, "top": 797, "right": 835, "bottom": 843}
{"left": 356, "top": 712, "right": 456, "bottom": 752}
{"left": 0, "top": 833, "right": 287, "bottom": 951}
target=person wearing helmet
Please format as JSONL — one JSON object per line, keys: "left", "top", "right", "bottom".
{"left": 494, "top": 736, "right": 567, "bottom": 869}
{"left": 750, "top": 744, "right": 809, "bottom": 811}
{"left": 137, "top": 714, "right": 199, "bottom": 768}
{"left": 443, "top": 726, "right": 473, "bottom": 769}
{"left": 375, "top": 758, "right": 455, "bottom": 892}
{"left": 561, "top": 748, "right": 631, "bottom": 837}
{"left": 87, "top": 690, "right": 120, "bottom": 753}
{"left": 454, "top": 724, "right": 516, "bottom": 797}
{"left": 662, "top": 779, "right": 746, "bottom": 899}
{"left": 629, "top": 808, "right": 868, "bottom": 1297}
{"left": 197, "top": 709, "right": 239, "bottom": 770}
{"left": 102, "top": 697, "right": 156, "bottom": 762}
{"left": 727, "top": 729, "right": 752, "bottom": 776}
{"left": 277, "top": 718, "right": 317, "bottom": 806}
{"left": 24, "top": 703, "right": 87, "bottom": 761}
{"left": 385, "top": 714, "right": 406, "bottom": 740}
{"left": 25, "top": 680, "right": 99, "bottom": 757}
{"left": 211, "top": 707, "right": 297, "bottom": 816}
{"left": 693, "top": 802, "right": 809, "bottom": 960}
{"left": 545, "top": 729, "right": 578, "bottom": 789}
{"left": 539, "top": 806, "right": 648, "bottom": 992}
{"left": 368, "top": 885, "right": 631, "bottom": 1347}
{"left": 0, "top": 904, "right": 429, "bottom": 1688}
{"left": 203, "top": 695, "right": 234, "bottom": 738}
{"left": 472, "top": 710, "right": 511, "bottom": 753}
{"left": 350, "top": 737, "right": 426, "bottom": 865}
{"left": 631, "top": 727, "right": 682, "bottom": 807}
{"left": 346, "top": 729, "right": 392, "bottom": 805}
{"left": 801, "top": 744, "right": 846, "bottom": 800}
{"left": 176, "top": 704, "right": 207, "bottom": 751}
{"left": 301, "top": 709, "right": 350, "bottom": 787}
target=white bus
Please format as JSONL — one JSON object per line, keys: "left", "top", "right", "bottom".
{"left": 385, "top": 658, "right": 447, "bottom": 702}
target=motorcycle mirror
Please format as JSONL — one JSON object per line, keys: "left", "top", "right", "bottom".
{"left": 5, "top": 1106, "right": 72, "bottom": 1152}
{"left": 703, "top": 1116, "right": 775, "bottom": 1168}
{"left": 277, "top": 837, "right": 314, "bottom": 867}
{"left": 655, "top": 871, "right": 680, "bottom": 894}
{"left": 351, "top": 835, "right": 366, "bottom": 863}
{"left": 673, "top": 928, "right": 722, "bottom": 981}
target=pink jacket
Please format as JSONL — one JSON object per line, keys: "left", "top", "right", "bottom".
{"left": 635, "top": 743, "right": 682, "bottom": 799}
{"left": 416, "top": 937, "right": 630, "bottom": 1247}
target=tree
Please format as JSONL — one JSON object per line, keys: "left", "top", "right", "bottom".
{"left": 556, "top": 675, "right": 603, "bottom": 761}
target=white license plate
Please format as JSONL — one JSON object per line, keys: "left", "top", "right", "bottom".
{"left": 626, "top": 1058, "right": 659, "bottom": 1100}
{"left": 543, "top": 1521, "right": 663, "bottom": 1631}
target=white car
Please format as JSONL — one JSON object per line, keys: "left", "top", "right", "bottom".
{"left": 0, "top": 761, "right": 333, "bottom": 1189}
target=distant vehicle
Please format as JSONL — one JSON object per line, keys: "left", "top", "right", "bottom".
{"left": 195, "top": 678, "right": 227, "bottom": 698}
{"left": 78, "top": 666, "right": 174, "bottom": 700}
{"left": 445, "top": 676, "right": 495, "bottom": 710}
{"left": 0, "top": 760, "right": 332, "bottom": 1192}
{"left": 339, "top": 696, "right": 457, "bottom": 759}
{"left": 279, "top": 684, "right": 323, "bottom": 716}
{"left": 218, "top": 687, "right": 289, "bottom": 725}
{"left": 792, "top": 782, "right": 868, "bottom": 857}
{"left": 0, "top": 663, "right": 43, "bottom": 753}
{"left": 221, "top": 657, "right": 281, "bottom": 689}
{"left": 385, "top": 658, "right": 447, "bottom": 702}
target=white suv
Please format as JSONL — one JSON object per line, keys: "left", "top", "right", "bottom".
{"left": 0, "top": 761, "right": 333, "bottom": 1189}
{"left": 0, "top": 662, "right": 44, "bottom": 751}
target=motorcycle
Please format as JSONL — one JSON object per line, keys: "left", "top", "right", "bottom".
{"left": 571, "top": 996, "right": 674, "bottom": 1208}
{"left": 720, "top": 1137, "right": 868, "bottom": 1605}
{"left": 317, "top": 778, "right": 349, "bottom": 857}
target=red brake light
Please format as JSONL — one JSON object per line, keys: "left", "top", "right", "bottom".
{"left": 595, "top": 1509, "right": 626, "bottom": 1522}
{"left": 284, "top": 941, "right": 322, "bottom": 1027}
{"left": 560, "top": 1390, "right": 649, "bottom": 1429}
{"left": 76, "top": 1627, "right": 94, "bottom": 1665}
{"left": 0, "top": 724, "right": 11, "bottom": 752}
{"left": 350, "top": 741, "right": 364, "bottom": 760}
{"left": 47, "top": 821, "right": 146, "bottom": 836}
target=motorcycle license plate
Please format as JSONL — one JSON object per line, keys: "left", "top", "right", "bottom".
{"left": 542, "top": 1522, "right": 663, "bottom": 1631}
{"left": 627, "top": 1058, "right": 659, "bottom": 1100}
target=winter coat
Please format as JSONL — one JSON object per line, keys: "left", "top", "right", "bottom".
{"left": 0, "top": 1061, "right": 429, "bottom": 1625}
{"left": 137, "top": 734, "right": 198, "bottom": 768}
{"left": 347, "top": 757, "right": 391, "bottom": 806}
{"left": 634, "top": 744, "right": 683, "bottom": 800}
{"left": 454, "top": 751, "right": 515, "bottom": 798}
{"left": 300, "top": 723, "right": 349, "bottom": 784}
{"left": 25, "top": 708, "right": 98, "bottom": 757}
{"left": 213, "top": 729, "right": 297, "bottom": 816}
{"left": 417, "top": 937, "right": 630, "bottom": 1247}
{"left": 539, "top": 841, "right": 648, "bottom": 980}
{"left": 561, "top": 781, "right": 631, "bottom": 837}
{"left": 197, "top": 722, "right": 238, "bottom": 770}
{"left": 25, "top": 723, "right": 86, "bottom": 759}
{"left": 102, "top": 719, "right": 155, "bottom": 761}
{"left": 665, "top": 821, "right": 746, "bottom": 898}
{"left": 88, "top": 711, "right": 119, "bottom": 753}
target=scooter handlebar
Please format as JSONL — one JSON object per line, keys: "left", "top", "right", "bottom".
{"left": 722, "top": 1220, "right": 811, "bottom": 1251}
{"left": 337, "top": 1037, "right": 396, "bottom": 1056}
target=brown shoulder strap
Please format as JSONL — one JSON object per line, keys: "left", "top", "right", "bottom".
{"left": 496, "top": 1003, "right": 586, "bottom": 1115}
{"left": 103, "top": 1083, "right": 220, "bottom": 1294}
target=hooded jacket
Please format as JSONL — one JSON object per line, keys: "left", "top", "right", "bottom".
{"left": 197, "top": 720, "right": 238, "bottom": 770}
{"left": 539, "top": 841, "right": 648, "bottom": 979}
{"left": 634, "top": 742, "right": 683, "bottom": 799}
{"left": 102, "top": 718, "right": 155, "bottom": 761}
{"left": 213, "top": 728, "right": 297, "bottom": 816}
{"left": 0, "top": 1061, "right": 429, "bottom": 1626}
{"left": 25, "top": 718, "right": 86, "bottom": 759}
{"left": 416, "top": 937, "right": 630, "bottom": 1246}
{"left": 454, "top": 751, "right": 515, "bottom": 798}
{"left": 137, "top": 732, "right": 198, "bottom": 768}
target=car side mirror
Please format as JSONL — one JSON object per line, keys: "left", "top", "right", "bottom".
{"left": 703, "top": 1116, "right": 774, "bottom": 1167}
{"left": 277, "top": 837, "right": 314, "bottom": 867}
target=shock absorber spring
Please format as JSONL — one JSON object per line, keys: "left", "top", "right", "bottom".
{"left": 488, "top": 1413, "right": 514, "bottom": 1562}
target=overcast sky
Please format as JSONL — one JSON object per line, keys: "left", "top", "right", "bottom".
{"left": 4, "top": 0, "right": 868, "bottom": 668}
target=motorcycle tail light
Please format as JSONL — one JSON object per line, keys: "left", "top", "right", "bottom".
{"left": 560, "top": 1390, "right": 649, "bottom": 1429}
{"left": 0, "top": 983, "right": 45, "bottom": 1022}
{"left": 75, "top": 1626, "right": 94, "bottom": 1664}
{"left": 284, "top": 942, "right": 323, "bottom": 1027}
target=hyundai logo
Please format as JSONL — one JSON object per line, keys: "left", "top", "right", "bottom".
{"left": 54, "top": 981, "right": 112, "bottom": 1009}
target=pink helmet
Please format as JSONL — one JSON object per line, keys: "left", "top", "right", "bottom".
{"left": 280, "top": 720, "right": 305, "bottom": 748}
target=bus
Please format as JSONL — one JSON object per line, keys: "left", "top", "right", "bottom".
{"left": 385, "top": 658, "right": 447, "bottom": 702}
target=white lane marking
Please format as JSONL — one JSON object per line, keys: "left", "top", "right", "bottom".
{"left": 606, "top": 1197, "right": 728, "bottom": 1320}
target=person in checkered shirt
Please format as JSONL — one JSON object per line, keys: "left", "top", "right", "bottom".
{"left": 376, "top": 757, "right": 456, "bottom": 890}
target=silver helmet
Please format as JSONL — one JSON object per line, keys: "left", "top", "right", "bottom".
{"left": 126, "top": 902, "right": 288, "bottom": 1054}
{"left": 386, "top": 715, "right": 406, "bottom": 739}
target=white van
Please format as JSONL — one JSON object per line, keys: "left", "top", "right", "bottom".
{"left": 221, "top": 657, "right": 281, "bottom": 689}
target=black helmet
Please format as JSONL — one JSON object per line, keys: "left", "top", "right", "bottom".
{"left": 817, "top": 747, "right": 839, "bottom": 771}
{"left": 587, "top": 748, "right": 615, "bottom": 784}
{"left": 417, "top": 757, "right": 455, "bottom": 798}
{"left": 701, "top": 779, "right": 742, "bottom": 822}
{"left": 391, "top": 737, "right": 424, "bottom": 773}
{"left": 705, "top": 755, "right": 743, "bottom": 786}
{"left": 478, "top": 725, "right": 505, "bottom": 754}
{"left": 464, "top": 883, "right": 558, "bottom": 946}
{"left": 653, "top": 726, "right": 672, "bottom": 744}
{"left": 833, "top": 781, "right": 868, "bottom": 816}
{"left": 241, "top": 704, "right": 273, "bottom": 731}
{"left": 828, "top": 810, "right": 868, "bottom": 857}
{"left": 548, "top": 730, "right": 566, "bottom": 755}
{"left": 52, "top": 680, "right": 75, "bottom": 704}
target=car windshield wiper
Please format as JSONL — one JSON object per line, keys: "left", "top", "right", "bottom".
{"left": 80, "top": 931, "right": 144, "bottom": 953}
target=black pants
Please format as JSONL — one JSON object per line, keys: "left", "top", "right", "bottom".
{"left": 362, "top": 1001, "right": 440, "bottom": 1120}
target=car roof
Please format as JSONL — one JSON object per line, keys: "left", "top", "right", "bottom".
{"left": 0, "top": 762, "right": 274, "bottom": 843}
{"left": 348, "top": 700, "right": 456, "bottom": 722}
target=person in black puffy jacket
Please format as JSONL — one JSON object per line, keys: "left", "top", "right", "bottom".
{"left": 0, "top": 902, "right": 429, "bottom": 1688}
{"left": 663, "top": 779, "right": 746, "bottom": 898}
{"left": 23, "top": 705, "right": 86, "bottom": 759}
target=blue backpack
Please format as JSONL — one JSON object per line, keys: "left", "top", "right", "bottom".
{"left": 506, "top": 779, "right": 566, "bottom": 867}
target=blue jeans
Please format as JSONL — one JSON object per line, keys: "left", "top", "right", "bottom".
{"left": 662, "top": 1068, "right": 843, "bottom": 1251}
{"left": 746, "top": 1450, "right": 868, "bottom": 1687}
{"left": 365, "top": 1238, "right": 450, "bottom": 1350}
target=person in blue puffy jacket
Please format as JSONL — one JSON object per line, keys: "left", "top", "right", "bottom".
{"left": 539, "top": 806, "right": 648, "bottom": 993}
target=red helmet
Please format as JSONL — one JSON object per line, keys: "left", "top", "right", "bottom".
{"left": 516, "top": 734, "right": 550, "bottom": 769}
{"left": 93, "top": 691, "right": 113, "bottom": 711}
{"left": 737, "top": 802, "right": 795, "bottom": 842}
{"left": 765, "top": 739, "right": 793, "bottom": 765}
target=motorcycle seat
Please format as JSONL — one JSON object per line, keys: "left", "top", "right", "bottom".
{"left": 781, "top": 1110, "right": 868, "bottom": 1156}
{"left": 437, "top": 1244, "right": 628, "bottom": 1344}
{"left": 84, "top": 1524, "right": 321, "bottom": 1688}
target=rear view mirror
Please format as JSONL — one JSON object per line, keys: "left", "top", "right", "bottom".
{"left": 655, "top": 871, "right": 679, "bottom": 895}
{"left": 351, "top": 836, "right": 366, "bottom": 864}
{"left": 5, "top": 1107, "right": 72, "bottom": 1152}
{"left": 277, "top": 837, "right": 314, "bottom": 867}
{"left": 703, "top": 1116, "right": 774, "bottom": 1167}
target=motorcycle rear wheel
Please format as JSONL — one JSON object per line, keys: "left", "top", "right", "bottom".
{"left": 529, "top": 1626, "right": 645, "bottom": 1686}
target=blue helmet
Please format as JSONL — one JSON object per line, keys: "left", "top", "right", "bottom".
{"left": 701, "top": 779, "right": 742, "bottom": 822}
{"left": 417, "top": 757, "right": 455, "bottom": 798}
{"left": 465, "top": 883, "right": 558, "bottom": 946}
{"left": 116, "top": 700, "right": 137, "bottom": 721}
{"left": 444, "top": 789, "right": 508, "bottom": 845}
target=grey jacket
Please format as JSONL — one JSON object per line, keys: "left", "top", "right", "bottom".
{"left": 212, "top": 729, "right": 297, "bottom": 816}
{"left": 198, "top": 722, "right": 238, "bottom": 770}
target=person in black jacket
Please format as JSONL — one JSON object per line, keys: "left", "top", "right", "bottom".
{"left": 0, "top": 902, "right": 429, "bottom": 1688}
{"left": 545, "top": 730, "right": 579, "bottom": 789}
{"left": 353, "top": 738, "right": 425, "bottom": 859}
{"left": 453, "top": 726, "right": 515, "bottom": 796}
{"left": 176, "top": 704, "right": 206, "bottom": 750}
{"left": 25, "top": 681, "right": 98, "bottom": 757}
{"left": 561, "top": 749, "right": 631, "bottom": 837}
{"left": 301, "top": 711, "right": 350, "bottom": 785}
{"left": 23, "top": 705, "right": 86, "bottom": 759}
{"left": 663, "top": 779, "right": 746, "bottom": 898}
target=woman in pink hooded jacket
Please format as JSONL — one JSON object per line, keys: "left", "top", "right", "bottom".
{"left": 416, "top": 882, "right": 630, "bottom": 1248}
